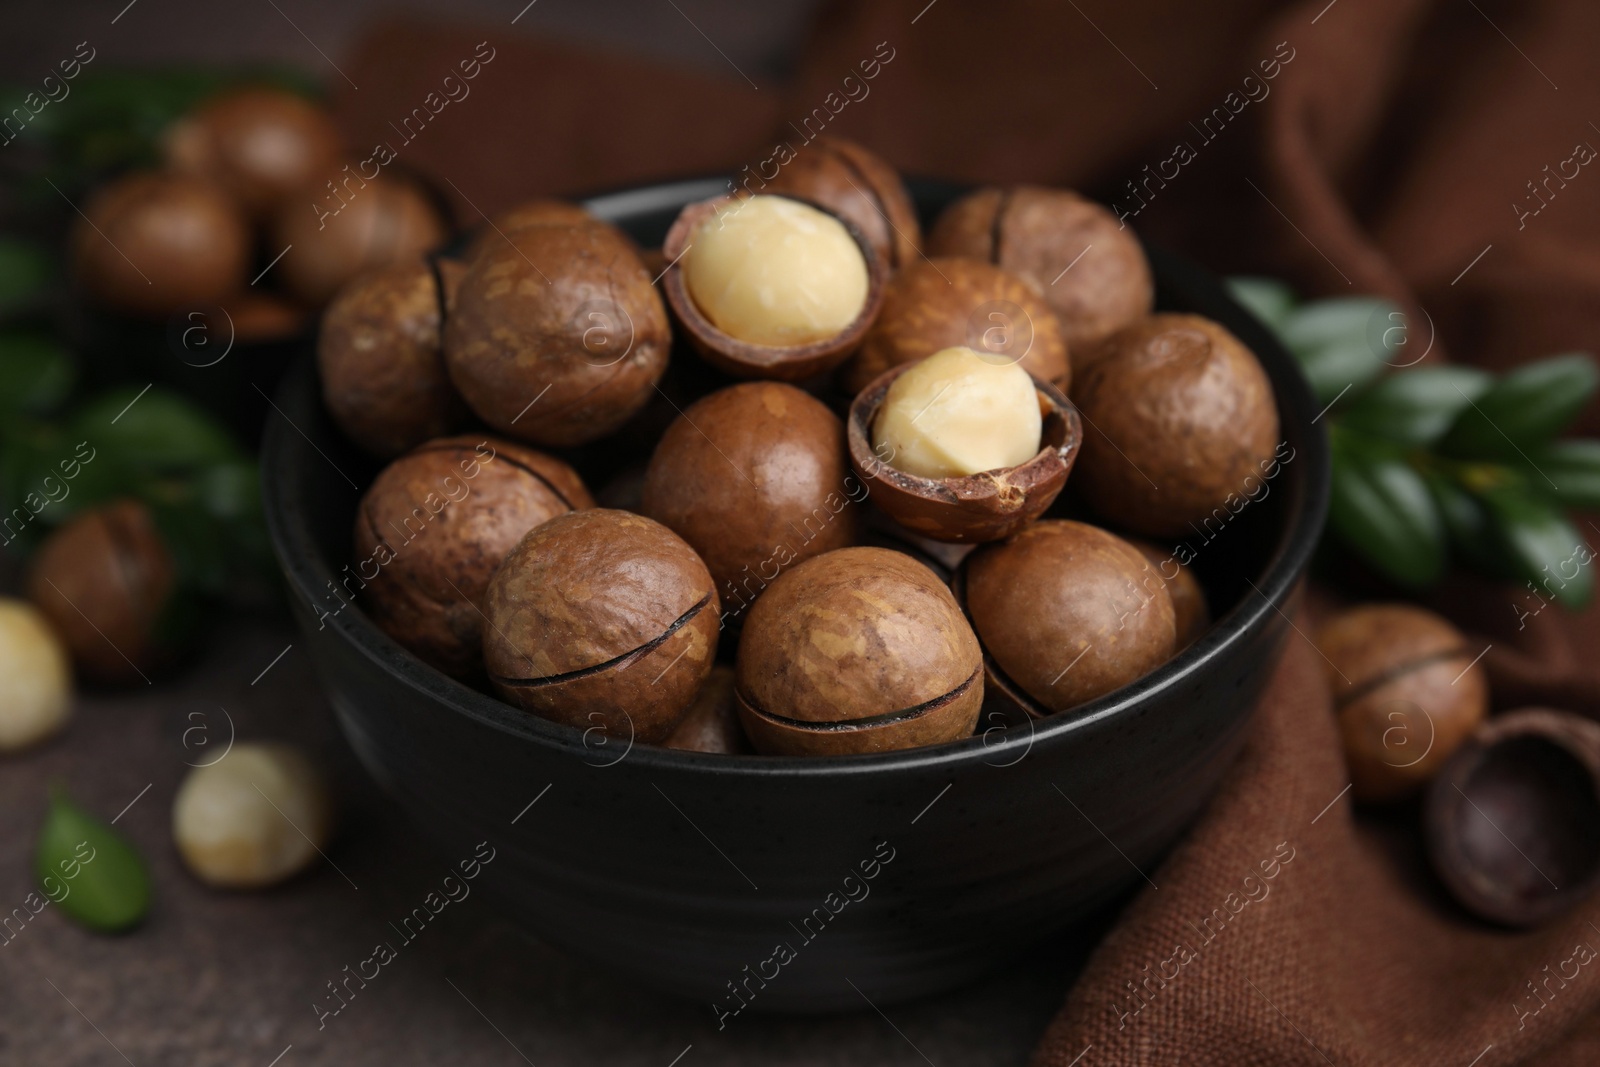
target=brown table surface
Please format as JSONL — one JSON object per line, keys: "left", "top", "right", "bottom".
{"left": 0, "top": 612, "right": 1088, "bottom": 1066}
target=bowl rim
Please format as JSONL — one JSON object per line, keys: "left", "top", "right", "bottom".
{"left": 260, "top": 175, "right": 1330, "bottom": 780}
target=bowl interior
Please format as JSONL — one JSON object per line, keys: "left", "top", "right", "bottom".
{"left": 261, "top": 176, "right": 1329, "bottom": 775}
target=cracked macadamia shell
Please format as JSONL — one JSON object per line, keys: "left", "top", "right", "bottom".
{"left": 735, "top": 546, "right": 983, "bottom": 755}
{"left": 761, "top": 135, "right": 920, "bottom": 270}
{"left": 928, "top": 186, "right": 1152, "bottom": 346}
{"left": 445, "top": 221, "right": 670, "bottom": 446}
{"left": 842, "top": 257, "right": 1070, "bottom": 396}
{"left": 641, "top": 382, "right": 859, "bottom": 617}
{"left": 355, "top": 435, "right": 592, "bottom": 679}
{"left": 962, "top": 521, "right": 1175, "bottom": 715}
{"left": 26, "top": 499, "right": 179, "bottom": 685}
{"left": 483, "top": 509, "right": 719, "bottom": 744}
{"left": 318, "top": 257, "right": 465, "bottom": 457}
{"left": 1316, "top": 604, "right": 1489, "bottom": 802}
{"left": 72, "top": 171, "right": 251, "bottom": 318}
{"left": 1071, "top": 313, "right": 1280, "bottom": 539}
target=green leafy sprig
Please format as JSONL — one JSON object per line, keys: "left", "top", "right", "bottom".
{"left": 1229, "top": 277, "right": 1599, "bottom": 608}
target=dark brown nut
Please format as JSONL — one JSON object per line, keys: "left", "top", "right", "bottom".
{"left": 1426, "top": 708, "right": 1600, "bottom": 928}
{"left": 734, "top": 546, "right": 983, "bottom": 756}
{"left": 1316, "top": 603, "right": 1489, "bottom": 803}
{"left": 446, "top": 221, "right": 670, "bottom": 446}
{"left": 354, "top": 435, "right": 593, "bottom": 679}
{"left": 72, "top": 171, "right": 251, "bottom": 318}
{"left": 483, "top": 509, "right": 720, "bottom": 744}
{"left": 660, "top": 194, "right": 887, "bottom": 381}
{"left": 1128, "top": 539, "right": 1210, "bottom": 650}
{"left": 960, "top": 520, "right": 1175, "bottom": 715}
{"left": 162, "top": 86, "right": 343, "bottom": 218}
{"left": 847, "top": 362, "right": 1081, "bottom": 543}
{"left": 318, "top": 258, "right": 466, "bottom": 457}
{"left": 841, "top": 257, "right": 1070, "bottom": 396}
{"left": 760, "top": 135, "right": 920, "bottom": 271}
{"left": 1071, "top": 313, "right": 1280, "bottom": 538}
{"left": 642, "top": 382, "right": 859, "bottom": 616}
{"left": 218, "top": 292, "right": 307, "bottom": 343}
{"left": 26, "top": 500, "right": 181, "bottom": 685}
{"left": 663, "top": 666, "right": 751, "bottom": 754}
{"left": 927, "top": 186, "right": 1152, "bottom": 346}
{"left": 464, "top": 199, "right": 596, "bottom": 263}
{"left": 274, "top": 172, "right": 446, "bottom": 305}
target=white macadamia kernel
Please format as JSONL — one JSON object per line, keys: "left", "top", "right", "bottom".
{"left": 872, "top": 346, "right": 1043, "bottom": 479}
{"left": 685, "top": 195, "right": 868, "bottom": 347}
{"left": 0, "top": 598, "right": 72, "bottom": 752}
{"left": 172, "top": 742, "right": 332, "bottom": 889}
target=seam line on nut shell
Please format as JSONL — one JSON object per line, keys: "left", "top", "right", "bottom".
{"left": 1331, "top": 646, "right": 1473, "bottom": 710}
{"left": 739, "top": 667, "right": 980, "bottom": 732}
{"left": 490, "top": 593, "right": 711, "bottom": 688}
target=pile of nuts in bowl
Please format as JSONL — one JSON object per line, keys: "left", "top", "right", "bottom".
{"left": 318, "top": 136, "right": 1281, "bottom": 757}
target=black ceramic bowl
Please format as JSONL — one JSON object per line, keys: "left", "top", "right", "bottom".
{"left": 261, "top": 177, "right": 1329, "bottom": 1013}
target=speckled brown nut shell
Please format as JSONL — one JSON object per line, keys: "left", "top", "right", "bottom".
{"left": 642, "top": 382, "right": 859, "bottom": 616}
{"left": 663, "top": 666, "right": 751, "bottom": 754}
{"left": 761, "top": 136, "right": 920, "bottom": 271}
{"left": 26, "top": 499, "right": 178, "bottom": 684}
{"left": 734, "top": 547, "right": 983, "bottom": 756}
{"left": 927, "top": 186, "right": 1152, "bottom": 346}
{"left": 1316, "top": 604, "right": 1489, "bottom": 803}
{"left": 274, "top": 172, "right": 446, "bottom": 305}
{"left": 163, "top": 87, "right": 343, "bottom": 218}
{"left": 960, "top": 521, "right": 1176, "bottom": 715}
{"left": 1129, "top": 539, "right": 1210, "bottom": 649}
{"left": 72, "top": 171, "right": 251, "bottom": 318}
{"left": 354, "top": 435, "right": 593, "bottom": 679}
{"left": 847, "top": 364, "right": 1081, "bottom": 544}
{"left": 445, "top": 221, "right": 670, "bottom": 446}
{"left": 840, "top": 257, "right": 1070, "bottom": 396}
{"left": 318, "top": 258, "right": 465, "bottom": 457}
{"left": 660, "top": 194, "right": 887, "bottom": 381}
{"left": 464, "top": 199, "right": 596, "bottom": 263}
{"left": 484, "top": 509, "right": 719, "bottom": 744}
{"left": 1071, "top": 313, "right": 1280, "bottom": 539}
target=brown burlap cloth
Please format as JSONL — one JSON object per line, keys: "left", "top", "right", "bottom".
{"left": 335, "top": 0, "right": 1600, "bottom": 1060}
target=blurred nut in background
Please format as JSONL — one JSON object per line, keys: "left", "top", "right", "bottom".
{"left": 842, "top": 257, "right": 1069, "bottom": 396}
{"left": 928, "top": 186, "right": 1152, "bottom": 346}
{"left": 26, "top": 499, "right": 181, "bottom": 685}
{"left": 172, "top": 742, "right": 333, "bottom": 889}
{"left": 274, "top": 171, "right": 446, "bottom": 305}
{"left": 1071, "top": 313, "right": 1280, "bottom": 538}
{"left": 735, "top": 546, "right": 983, "bottom": 755}
{"left": 162, "top": 86, "right": 344, "bottom": 218}
{"left": 663, "top": 665, "right": 750, "bottom": 754}
{"left": 1316, "top": 603, "right": 1490, "bottom": 802}
{"left": 962, "top": 521, "right": 1176, "bottom": 713}
{"left": 1128, "top": 539, "right": 1211, "bottom": 649}
{"left": 761, "top": 135, "right": 920, "bottom": 271}
{"left": 72, "top": 171, "right": 251, "bottom": 318}
{"left": 0, "top": 598, "right": 72, "bottom": 752}
{"left": 446, "top": 221, "right": 670, "bottom": 446}
{"left": 355, "top": 435, "right": 593, "bottom": 678}
{"left": 319, "top": 257, "right": 465, "bottom": 457}
{"left": 641, "top": 382, "right": 859, "bottom": 613}
{"left": 483, "top": 509, "right": 720, "bottom": 744}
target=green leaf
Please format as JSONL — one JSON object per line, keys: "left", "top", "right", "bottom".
{"left": 1441, "top": 353, "right": 1600, "bottom": 459}
{"left": 1476, "top": 483, "right": 1595, "bottom": 609}
{"left": 71, "top": 387, "right": 241, "bottom": 473}
{"left": 1328, "top": 433, "right": 1447, "bottom": 587}
{"left": 0, "top": 239, "right": 51, "bottom": 314}
{"left": 0, "top": 332, "right": 77, "bottom": 416}
{"left": 1425, "top": 472, "right": 1515, "bottom": 578}
{"left": 1225, "top": 276, "right": 1297, "bottom": 331}
{"left": 1280, "top": 297, "right": 1402, "bottom": 407}
{"left": 1522, "top": 439, "right": 1600, "bottom": 511}
{"left": 1339, "top": 367, "right": 1494, "bottom": 447}
{"left": 35, "top": 787, "right": 151, "bottom": 933}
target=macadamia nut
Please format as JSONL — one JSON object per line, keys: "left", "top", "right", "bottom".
{"left": 172, "top": 742, "right": 333, "bottom": 889}
{"left": 0, "top": 599, "right": 72, "bottom": 752}
{"left": 872, "top": 347, "right": 1041, "bottom": 479}
{"left": 685, "top": 195, "right": 868, "bottom": 346}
